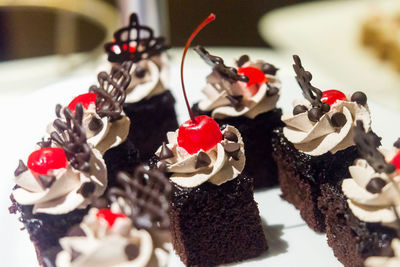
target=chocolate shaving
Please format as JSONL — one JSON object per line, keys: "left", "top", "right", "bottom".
{"left": 37, "top": 138, "right": 52, "bottom": 148}
{"left": 195, "top": 152, "right": 211, "bottom": 169}
{"left": 262, "top": 63, "right": 278, "bottom": 75}
{"left": 125, "top": 243, "right": 140, "bottom": 260}
{"left": 366, "top": 177, "right": 387, "bottom": 194}
{"left": 159, "top": 142, "right": 173, "bottom": 160}
{"left": 77, "top": 182, "right": 95, "bottom": 198}
{"left": 14, "top": 160, "right": 28, "bottom": 177}
{"left": 88, "top": 117, "right": 103, "bottom": 132}
{"left": 236, "top": 55, "right": 250, "bottom": 67}
{"left": 330, "top": 112, "right": 347, "bottom": 128}
{"left": 50, "top": 103, "right": 91, "bottom": 172}
{"left": 354, "top": 121, "right": 395, "bottom": 174}
{"left": 266, "top": 83, "right": 279, "bottom": 96}
{"left": 108, "top": 165, "right": 172, "bottom": 230}
{"left": 194, "top": 45, "right": 249, "bottom": 83}
{"left": 226, "top": 95, "right": 243, "bottom": 109}
{"left": 104, "top": 13, "right": 170, "bottom": 63}
{"left": 394, "top": 138, "right": 400, "bottom": 148}
{"left": 89, "top": 63, "right": 130, "bottom": 121}
{"left": 38, "top": 175, "right": 55, "bottom": 189}
{"left": 223, "top": 131, "right": 238, "bottom": 143}
{"left": 223, "top": 143, "right": 240, "bottom": 160}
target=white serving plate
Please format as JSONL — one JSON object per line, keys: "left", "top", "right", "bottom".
{"left": 259, "top": 0, "right": 400, "bottom": 111}
{"left": 1, "top": 48, "right": 399, "bottom": 266}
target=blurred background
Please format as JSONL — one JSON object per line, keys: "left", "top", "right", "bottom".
{"left": 0, "top": 0, "right": 399, "bottom": 108}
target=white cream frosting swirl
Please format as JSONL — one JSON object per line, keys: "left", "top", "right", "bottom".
{"left": 155, "top": 125, "right": 245, "bottom": 188}
{"left": 198, "top": 60, "right": 280, "bottom": 120}
{"left": 56, "top": 208, "right": 170, "bottom": 267}
{"left": 124, "top": 53, "right": 169, "bottom": 103}
{"left": 365, "top": 239, "right": 400, "bottom": 267}
{"left": 342, "top": 148, "right": 400, "bottom": 228}
{"left": 13, "top": 149, "right": 107, "bottom": 215}
{"left": 283, "top": 97, "right": 371, "bottom": 156}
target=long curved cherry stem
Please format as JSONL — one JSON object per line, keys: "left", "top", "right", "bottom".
{"left": 180, "top": 13, "right": 216, "bottom": 123}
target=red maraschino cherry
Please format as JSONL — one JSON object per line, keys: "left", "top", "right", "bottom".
{"left": 176, "top": 13, "right": 222, "bottom": 155}
{"left": 321, "top": 90, "right": 347, "bottom": 106}
{"left": 96, "top": 209, "right": 127, "bottom": 228}
{"left": 68, "top": 92, "right": 98, "bottom": 112}
{"left": 27, "top": 147, "right": 68, "bottom": 175}
{"left": 237, "top": 66, "right": 267, "bottom": 96}
{"left": 391, "top": 150, "right": 400, "bottom": 171}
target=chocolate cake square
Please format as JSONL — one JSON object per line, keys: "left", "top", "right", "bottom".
{"left": 272, "top": 128, "right": 358, "bottom": 232}
{"left": 192, "top": 104, "right": 283, "bottom": 189}
{"left": 123, "top": 90, "right": 178, "bottom": 162}
{"left": 169, "top": 174, "right": 267, "bottom": 266}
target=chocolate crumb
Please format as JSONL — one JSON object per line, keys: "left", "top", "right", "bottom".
{"left": 160, "top": 142, "right": 174, "bottom": 160}
{"left": 266, "top": 83, "right": 279, "bottom": 96}
{"left": 195, "top": 152, "right": 211, "bottom": 169}
{"left": 330, "top": 112, "right": 347, "bottom": 128}
{"left": 307, "top": 108, "right": 323, "bottom": 122}
{"left": 236, "top": 55, "right": 250, "bottom": 67}
{"left": 38, "top": 175, "right": 55, "bottom": 189}
{"left": 125, "top": 243, "right": 139, "bottom": 260}
{"left": 223, "top": 143, "right": 240, "bottom": 160}
{"left": 223, "top": 131, "right": 238, "bottom": 143}
{"left": 134, "top": 65, "right": 146, "bottom": 78}
{"left": 261, "top": 63, "right": 278, "bottom": 75}
{"left": 366, "top": 177, "right": 387, "bottom": 194}
{"left": 293, "top": 105, "right": 308, "bottom": 115}
{"left": 14, "top": 160, "right": 28, "bottom": 177}
{"left": 88, "top": 117, "right": 103, "bottom": 132}
{"left": 67, "top": 225, "right": 86, "bottom": 237}
{"left": 77, "top": 182, "right": 95, "bottom": 198}
{"left": 351, "top": 91, "right": 367, "bottom": 106}
{"left": 394, "top": 138, "right": 400, "bottom": 148}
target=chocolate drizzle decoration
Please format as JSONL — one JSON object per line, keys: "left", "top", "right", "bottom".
{"left": 354, "top": 120, "right": 395, "bottom": 174}
{"left": 89, "top": 63, "right": 130, "bottom": 121}
{"left": 108, "top": 165, "right": 172, "bottom": 230}
{"left": 194, "top": 45, "right": 249, "bottom": 83}
{"left": 51, "top": 103, "right": 91, "bottom": 172}
{"left": 104, "top": 13, "right": 170, "bottom": 63}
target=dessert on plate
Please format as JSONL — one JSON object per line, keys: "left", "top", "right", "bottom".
{"left": 319, "top": 122, "right": 400, "bottom": 266}
{"left": 104, "top": 13, "right": 178, "bottom": 161}
{"left": 272, "top": 55, "right": 371, "bottom": 232}
{"left": 192, "top": 46, "right": 283, "bottom": 189}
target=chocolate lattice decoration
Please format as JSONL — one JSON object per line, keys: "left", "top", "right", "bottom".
{"left": 354, "top": 120, "right": 395, "bottom": 174}
{"left": 108, "top": 165, "right": 172, "bottom": 230}
{"left": 50, "top": 103, "right": 91, "bottom": 172}
{"left": 104, "top": 13, "right": 170, "bottom": 63}
{"left": 89, "top": 63, "right": 130, "bottom": 121}
{"left": 194, "top": 45, "right": 249, "bottom": 83}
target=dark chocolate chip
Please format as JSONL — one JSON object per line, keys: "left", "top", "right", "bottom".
{"left": 77, "top": 182, "right": 95, "bottom": 198}
{"left": 266, "top": 84, "right": 279, "bottom": 96}
{"left": 236, "top": 55, "right": 250, "bottom": 67}
{"left": 261, "top": 63, "right": 278, "bottom": 75}
{"left": 38, "top": 175, "right": 56, "bottom": 189}
{"left": 67, "top": 225, "right": 86, "bottom": 237}
{"left": 351, "top": 91, "right": 367, "bottom": 106}
{"left": 159, "top": 142, "right": 174, "bottom": 160}
{"left": 321, "top": 102, "right": 331, "bottom": 113}
{"left": 366, "top": 177, "right": 387, "bottom": 194}
{"left": 195, "top": 152, "right": 211, "bottom": 169}
{"left": 14, "top": 160, "right": 28, "bottom": 177}
{"left": 330, "top": 112, "right": 347, "bottom": 128}
{"left": 223, "top": 143, "right": 240, "bottom": 160}
{"left": 71, "top": 248, "right": 81, "bottom": 262}
{"left": 91, "top": 197, "right": 109, "bottom": 209}
{"left": 393, "top": 138, "right": 400, "bottom": 148}
{"left": 134, "top": 65, "right": 146, "bottom": 78}
{"left": 125, "top": 243, "right": 139, "bottom": 260}
{"left": 385, "top": 163, "right": 396, "bottom": 174}
{"left": 293, "top": 105, "right": 308, "bottom": 115}
{"left": 307, "top": 108, "right": 322, "bottom": 122}
{"left": 226, "top": 95, "right": 243, "bottom": 108}
{"left": 88, "top": 117, "right": 103, "bottom": 132}
{"left": 223, "top": 131, "right": 238, "bottom": 143}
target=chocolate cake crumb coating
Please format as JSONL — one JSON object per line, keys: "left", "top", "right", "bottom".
{"left": 272, "top": 127, "right": 358, "bottom": 232}
{"left": 123, "top": 90, "right": 178, "bottom": 162}
{"left": 192, "top": 104, "right": 283, "bottom": 189}
{"left": 169, "top": 173, "right": 267, "bottom": 266}
{"left": 318, "top": 183, "right": 397, "bottom": 267}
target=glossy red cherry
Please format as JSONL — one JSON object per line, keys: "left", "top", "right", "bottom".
{"left": 177, "top": 115, "right": 222, "bottom": 154}
{"left": 68, "top": 93, "right": 98, "bottom": 112}
{"left": 321, "top": 90, "right": 347, "bottom": 106}
{"left": 391, "top": 150, "right": 400, "bottom": 170}
{"left": 96, "top": 209, "right": 127, "bottom": 228}
{"left": 237, "top": 66, "right": 267, "bottom": 89}
{"left": 27, "top": 147, "right": 68, "bottom": 175}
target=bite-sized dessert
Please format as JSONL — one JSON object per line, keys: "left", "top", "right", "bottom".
{"left": 361, "top": 10, "right": 400, "bottom": 70}
{"left": 56, "top": 165, "right": 172, "bottom": 267}
{"left": 192, "top": 46, "right": 283, "bottom": 189}
{"left": 272, "top": 55, "right": 371, "bottom": 232}
{"left": 319, "top": 122, "right": 400, "bottom": 266}
{"left": 365, "top": 239, "right": 400, "bottom": 267}
{"left": 104, "top": 13, "right": 178, "bottom": 161}
{"left": 151, "top": 14, "right": 267, "bottom": 266}
{"left": 10, "top": 104, "right": 108, "bottom": 267}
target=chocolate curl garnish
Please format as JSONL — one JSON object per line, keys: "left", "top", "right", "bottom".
{"left": 104, "top": 13, "right": 170, "bottom": 64}
{"left": 89, "top": 64, "right": 130, "bottom": 121}
{"left": 108, "top": 165, "right": 172, "bottom": 230}
{"left": 194, "top": 45, "right": 249, "bottom": 83}
{"left": 354, "top": 121, "right": 395, "bottom": 174}
{"left": 50, "top": 103, "right": 91, "bottom": 172}
{"left": 394, "top": 138, "right": 400, "bottom": 149}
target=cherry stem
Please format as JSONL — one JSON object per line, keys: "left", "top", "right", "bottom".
{"left": 180, "top": 13, "right": 216, "bottom": 123}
